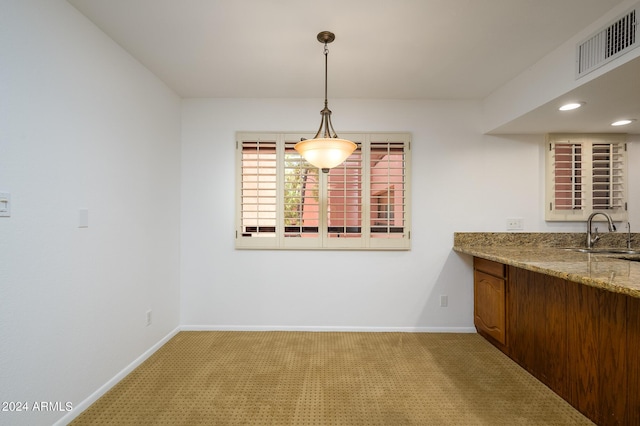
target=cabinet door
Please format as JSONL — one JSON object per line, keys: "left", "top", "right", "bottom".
{"left": 474, "top": 270, "right": 506, "bottom": 345}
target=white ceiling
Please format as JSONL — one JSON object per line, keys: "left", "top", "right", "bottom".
{"left": 490, "top": 55, "right": 640, "bottom": 134}
{"left": 68, "top": 0, "right": 639, "bottom": 133}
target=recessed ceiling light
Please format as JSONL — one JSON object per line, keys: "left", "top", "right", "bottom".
{"left": 558, "top": 102, "right": 585, "bottom": 111}
{"left": 611, "top": 119, "right": 637, "bottom": 126}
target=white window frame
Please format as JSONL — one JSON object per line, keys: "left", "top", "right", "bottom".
{"left": 545, "top": 133, "right": 628, "bottom": 222}
{"left": 236, "top": 132, "right": 411, "bottom": 250}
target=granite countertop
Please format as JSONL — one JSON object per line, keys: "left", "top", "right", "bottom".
{"left": 453, "top": 232, "right": 640, "bottom": 299}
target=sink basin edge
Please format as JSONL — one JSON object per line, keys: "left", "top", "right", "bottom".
{"left": 562, "top": 247, "right": 640, "bottom": 255}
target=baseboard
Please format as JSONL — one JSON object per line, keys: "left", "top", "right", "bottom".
{"left": 54, "top": 326, "right": 181, "bottom": 426}
{"left": 182, "top": 325, "right": 477, "bottom": 333}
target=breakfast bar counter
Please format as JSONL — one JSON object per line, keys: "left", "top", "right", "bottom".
{"left": 453, "top": 232, "right": 640, "bottom": 298}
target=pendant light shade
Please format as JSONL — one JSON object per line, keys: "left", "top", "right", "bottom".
{"left": 294, "top": 137, "right": 356, "bottom": 170}
{"left": 295, "top": 31, "right": 356, "bottom": 172}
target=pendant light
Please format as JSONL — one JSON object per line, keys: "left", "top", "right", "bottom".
{"left": 294, "top": 31, "right": 356, "bottom": 173}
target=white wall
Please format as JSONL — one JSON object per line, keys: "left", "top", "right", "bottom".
{"left": 3, "top": 2, "right": 640, "bottom": 425}
{"left": 181, "top": 99, "right": 640, "bottom": 332}
{"left": 0, "top": 1, "right": 181, "bottom": 425}
{"left": 627, "top": 135, "right": 640, "bottom": 225}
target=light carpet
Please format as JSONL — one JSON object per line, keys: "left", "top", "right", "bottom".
{"left": 70, "top": 331, "right": 593, "bottom": 425}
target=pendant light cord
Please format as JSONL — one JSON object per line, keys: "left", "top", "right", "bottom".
{"left": 324, "top": 43, "right": 329, "bottom": 109}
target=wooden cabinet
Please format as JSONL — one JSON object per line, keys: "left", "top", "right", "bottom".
{"left": 566, "top": 280, "right": 628, "bottom": 425}
{"left": 628, "top": 297, "right": 640, "bottom": 426}
{"left": 473, "top": 256, "right": 640, "bottom": 426}
{"left": 507, "top": 266, "right": 567, "bottom": 400}
{"left": 473, "top": 258, "right": 507, "bottom": 347}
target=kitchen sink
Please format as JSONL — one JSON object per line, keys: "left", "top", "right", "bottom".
{"left": 563, "top": 247, "right": 640, "bottom": 255}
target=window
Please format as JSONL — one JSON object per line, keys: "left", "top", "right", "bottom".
{"left": 236, "top": 132, "right": 411, "bottom": 250}
{"left": 545, "top": 134, "right": 628, "bottom": 221}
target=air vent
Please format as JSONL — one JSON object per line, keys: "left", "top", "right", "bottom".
{"left": 577, "top": 5, "right": 638, "bottom": 78}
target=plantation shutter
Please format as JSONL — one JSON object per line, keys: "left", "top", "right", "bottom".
{"left": 326, "top": 143, "right": 363, "bottom": 240}
{"left": 236, "top": 135, "right": 278, "bottom": 248}
{"left": 592, "top": 143, "right": 625, "bottom": 210}
{"left": 236, "top": 132, "right": 411, "bottom": 250}
{"left": 546, "top": 134, "right": 627, "bottom": 222}
{"left": 283, "top": 140, "right": 320, "bottom": 239}
{"left": 552, "top": 142, "right": 585, "bottom": 211}
{"left": 369, "top": 136, "right": 410, "bottom": 248}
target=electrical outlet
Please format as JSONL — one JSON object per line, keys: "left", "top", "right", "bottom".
{"left": 506, "top": 218, "right": 524, "bottom": 231}
{"left": 440, "top": 295, "right": 448, "bottom": 308}
{"left": 146, "top": 310, "right": 152, "bottom": 327}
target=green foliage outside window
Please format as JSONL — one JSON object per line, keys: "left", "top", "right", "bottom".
{"left": 284, "top": 157, "right": 318, "bottom": 226}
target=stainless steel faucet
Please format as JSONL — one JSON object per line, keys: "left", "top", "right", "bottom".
{"left": 586, "top": 212, "right": 616, "bottom": 249}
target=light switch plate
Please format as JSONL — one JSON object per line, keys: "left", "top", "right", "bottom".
{"left": 0, "top": 192, "right": 10, "bottom": 217}
{"left": 78, "top": 209, "right": 89, "bottom": 228}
